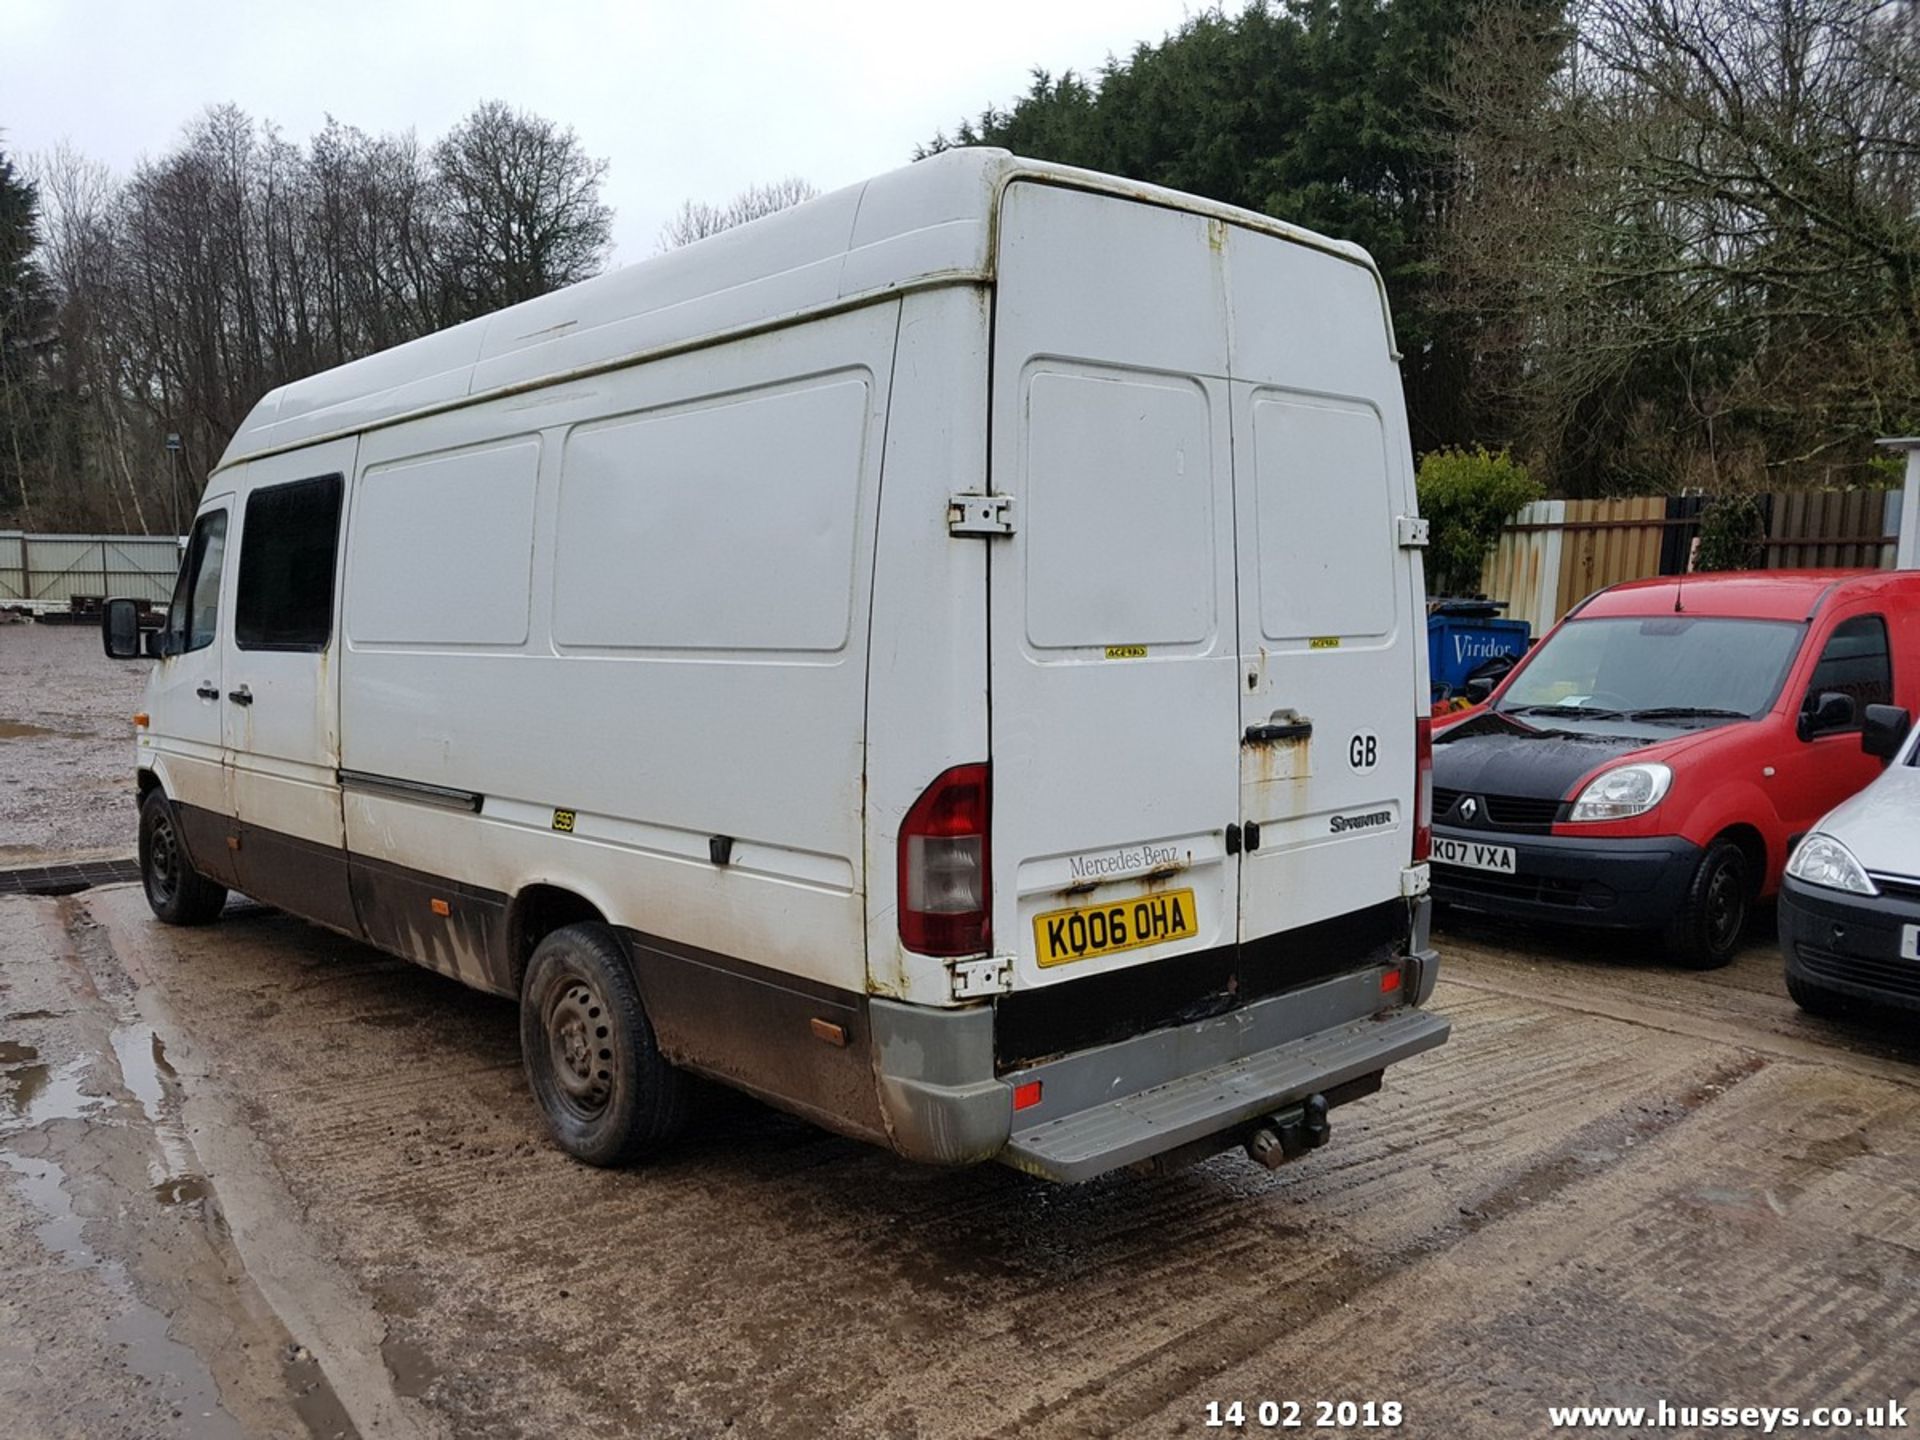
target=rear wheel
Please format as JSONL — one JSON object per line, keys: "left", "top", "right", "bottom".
{"left": 138, "top": 789, "right": 228, "bottom": 926}
{"left": 520, "top": 923, "right": 687, "bottom": 1166}
{"left": 1662, "top": 838, "right": 1748, "bottom": 969}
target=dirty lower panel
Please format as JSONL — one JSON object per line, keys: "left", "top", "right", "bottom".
{"left": 349, "top": 853, "right": 510, "bottom": 996}
{"left": 995, "top": 898, "right": 1407, "bottom": 1072}
{"left": 618, "top": 926, "right": 886, "bottom": 1146}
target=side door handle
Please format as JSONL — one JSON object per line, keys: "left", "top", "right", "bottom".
{"left": 227, "top": 685, "right": 253, "bottom": 706}
{"left": 195, "top": 682, "right": 220, "bottom": 701}
{"left": 1245, "top": 720, "right": 1312, "bottom": 743}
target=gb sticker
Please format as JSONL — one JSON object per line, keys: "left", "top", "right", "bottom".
{"left": 1347, "top": 731, "right": 1379, "bottom": 772}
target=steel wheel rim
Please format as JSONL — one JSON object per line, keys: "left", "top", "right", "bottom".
{"left": 147, "top": 813, "right": 179, "bottom": 904}
{"left": 545, "top": 976, "right": 614, "bottom": 1119}
{"left": 1706, "top": 862, "right": 1743, "bottom": 950}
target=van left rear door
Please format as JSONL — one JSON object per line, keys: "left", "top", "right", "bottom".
{"left": 220, "top": 439, "right": 358, "bottom": 931}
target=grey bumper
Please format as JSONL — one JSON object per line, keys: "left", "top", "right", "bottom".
{"left": 871, "top": 954, "right": 1449, "bottom": 1183}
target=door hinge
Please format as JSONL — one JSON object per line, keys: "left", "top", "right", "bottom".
{"left": 949, "top": 953, "right": 1013, "bottom": 1000}
{"left": 948, "top": 493, "right": 1017, "bottom": 537}
{"left": 1402, "top": 863, "right": 1431, "bottom": 898}
{"left": 1396, "top": 515, "right": 1430, "bottom": 548}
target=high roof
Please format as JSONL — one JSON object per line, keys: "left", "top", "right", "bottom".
{"left": 218, "top": 148, "right": 1382, "bottom": 470}
{"left": 1576, "top": 569, "right": 1920, "bottom": 622}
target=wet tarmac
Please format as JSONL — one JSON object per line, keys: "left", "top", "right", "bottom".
{"left": 2, "top": 619, "right": 1918, "bottom": 1436}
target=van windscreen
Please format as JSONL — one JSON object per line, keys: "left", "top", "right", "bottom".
{"left": 1496, "top": 616, "right": 1804, "bottom": 721}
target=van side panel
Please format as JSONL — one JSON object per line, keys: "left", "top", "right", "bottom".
{"left": 337, "top": 302, "right": 902, "bottom": 1016}
{"left": 861, "top": 286, "right": 994, "bottom": 1007}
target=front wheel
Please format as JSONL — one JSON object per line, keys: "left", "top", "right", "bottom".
{"left": 138, "top": 788, "right": 228, "bottom": 926}
{"left": 1663, "top": 839, "right": 1748, "bottom": 970}
{"left": 520, "top": 923, "right": 688, "bottom": 1166}
{"left": 1786, "top": 968, "right": 1853, "bottom": 1019}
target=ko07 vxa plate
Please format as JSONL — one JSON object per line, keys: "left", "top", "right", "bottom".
{"left": 1034, "top": 889, "right": 1198, "bottom": 968}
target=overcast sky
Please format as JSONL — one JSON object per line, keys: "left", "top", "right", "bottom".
{"left": 3, "top": 0, "right": 1198, "bottom": 260}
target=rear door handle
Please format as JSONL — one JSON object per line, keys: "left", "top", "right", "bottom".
{"left": 1245, "top": 720, "right": 1312, "bottom": 743}
{"left": 195, "top": 683, "right": 220, "bottom": 701}
{"left": 227, "top": 685, "right": 253, "bottom": 706}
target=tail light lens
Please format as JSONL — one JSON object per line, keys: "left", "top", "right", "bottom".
{"left": 898, "top": 762, "right": 990, "bottom": 956}
{"left": 1413, "top": 716, "right": 1433, "bottom": 863}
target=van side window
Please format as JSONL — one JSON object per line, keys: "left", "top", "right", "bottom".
{"left": 235, "top": 475, "right": 345, "bottom": 651}
{"left": 1803, "top": 614, "right": 1891, "bottom": 723}
{"left": 166, "top": 509, "right": 228, "bottom": 654}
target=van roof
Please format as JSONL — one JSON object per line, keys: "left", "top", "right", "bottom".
{"left": 1576, "top": 569, "right": 1920, "bottom": 622}
{"left": 217, "top": 148, "right": 1385, "bottom": 469}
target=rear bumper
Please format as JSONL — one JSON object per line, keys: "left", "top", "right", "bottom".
{"left": 1779, "top": 875, "right": 1920, "bottom": 1013}
{"left": 871, "top": 941, "right": 1447, "bottom": 1183}
{"left": 1432, "top": 826, "right": 1701, "bottom": 929}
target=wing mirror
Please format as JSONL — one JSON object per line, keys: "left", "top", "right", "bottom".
{"left": 101, "top": 598, "right": 142, "bottom": 660}
{"left": 1861, "top": 703, "right": 1912, "bottom": 761}
{"left": 1797, "top": 690, "right": 1856, "bottom": 741}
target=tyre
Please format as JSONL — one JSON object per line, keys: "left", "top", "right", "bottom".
{"left": 1662, "top": 838, "right": 1748, "bottom": 969}
{"left": 1786, "top": 968, "right": 1852, "bottom": 1019}
{"left": 138, "top": 788, "right": 228, "bottom": 926}
{"left": 520, "top": 922, "right": 688, "bottom": 1166}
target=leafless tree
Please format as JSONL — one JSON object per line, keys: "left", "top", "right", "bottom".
{"left": 1446, "top": 0, "right": 1920, "bottom": 493}
{"left": 433, "top": 101, "right": 612, "bottom": 313}
{"left": 658, "top": 177, "right": 819, "bottom": 250}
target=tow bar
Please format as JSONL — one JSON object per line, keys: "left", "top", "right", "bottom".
{"left": 1245, "top": 1093, "right": 1331, "bottom": 1170}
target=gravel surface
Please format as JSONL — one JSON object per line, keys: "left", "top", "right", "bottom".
{"left": 0, "top": 621, "right": 149, "bottom": 865}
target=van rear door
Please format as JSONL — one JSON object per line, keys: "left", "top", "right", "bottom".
{"left": 988, "top": 182, "right": 1242, "bottom": 990}
{"left": 1226, "top": 226, "right": 1420, "bottom": 945}
{"left": 988, "top": 183, "right": 1418, "bottom": 991}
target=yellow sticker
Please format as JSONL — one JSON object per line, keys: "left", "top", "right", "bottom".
{"left": 1104, "top": 645, "right": 1149, "bottom": 660}
{"left": 1309, "top": 636, "right": 1342, "bottom": 650}
{"left": 551, "top": 808, "right": 576, "bottom": 833}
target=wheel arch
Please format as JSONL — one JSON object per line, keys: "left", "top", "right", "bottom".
{"left": 505, "top": 883, "right": 611, "bottom": 997}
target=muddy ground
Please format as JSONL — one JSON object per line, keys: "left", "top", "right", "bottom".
{"left": 0, "top": 622, "right": 149, "bottom": 864}
{"left": 3, "top": 620, "right": 1918, "bottom": 1438}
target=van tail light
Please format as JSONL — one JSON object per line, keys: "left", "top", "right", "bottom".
{"left": 899, "top": 763, "right": 991, "bottom": 957}
{"left": 1413, "top": 716, "right": 1433, "bottom": 863}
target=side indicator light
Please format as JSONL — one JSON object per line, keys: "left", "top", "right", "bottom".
{"left": 1381, "top": 969, "right": 1403, "bottom": 994}
{"left": 132, "top": 712, "right": 149, "bottom": 728}
{"left": 808, "top": 1018, "right": 847, "bottom": 1047}
{"left": 1013, "top": 1080, "right": 1042, "bottom": 1112}
{"left": 429, "top": 898, "right": 451, "bottom": 917}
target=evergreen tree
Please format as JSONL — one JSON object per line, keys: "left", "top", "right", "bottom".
{"left": 0, "top": 142, "right": 52, "bottom": 516}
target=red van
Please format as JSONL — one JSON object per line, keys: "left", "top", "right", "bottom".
{"left": 1430, "top": 571, "right": 1920, "bottom": 967}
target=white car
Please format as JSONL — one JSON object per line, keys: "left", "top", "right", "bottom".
{"left": 1780, "top": 704, "right": 1920, "bottom": 1016}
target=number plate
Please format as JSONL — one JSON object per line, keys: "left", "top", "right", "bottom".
{"left": 1034, "top": 889, "right": 1198, "bottom": 968}
{"left": 1431, "top": 837, "right": 1518, "bottom": 874}
{"left": 1903, "top": 924, "right": 1919, "bottom": 962}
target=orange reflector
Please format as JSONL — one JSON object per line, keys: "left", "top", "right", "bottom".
{"left": 429, "top": 898, "right": 451, "bottom": 917}
{"left": 1381, "top": 969, "right": 1403, "bottom": 994}
{"left": 132, "top": 712, "right": 149, "bottom": 728}
{"left": 1013, "top": 1080, "right": 1042, "bottom": 1111}
{"left": 809, "top": 1017, "right": 847, "bottom": 1047}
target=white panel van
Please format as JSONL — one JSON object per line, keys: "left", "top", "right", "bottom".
{"left": 104, "top": 150, "right": 1448, "bottom": 1182}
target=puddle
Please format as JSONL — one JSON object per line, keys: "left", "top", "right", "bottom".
{"left": 3, "top": 1052, "right": 99, "bottom": 1124}
{"left": 0, "top": 719, "right": 85, "bottom": 740}
{"left": 0, "top": 1040, "right": 39, "bottom": 1065}
{"left": 111, "top": 1024, "right": 204, "bottom": 1204}
{"left": 380, "top": 1335, "right": 442, "bottom": 1399}
{"left": 5, "top": 1009, "right": 64, "bottom": 1022}
{"left": 0, "top": 1150, "right": 246, "bottom": 1439}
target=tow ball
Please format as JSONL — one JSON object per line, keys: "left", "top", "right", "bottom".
{"left": 1245, "top": 1093, "right": 1331, "bottom": 1170}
